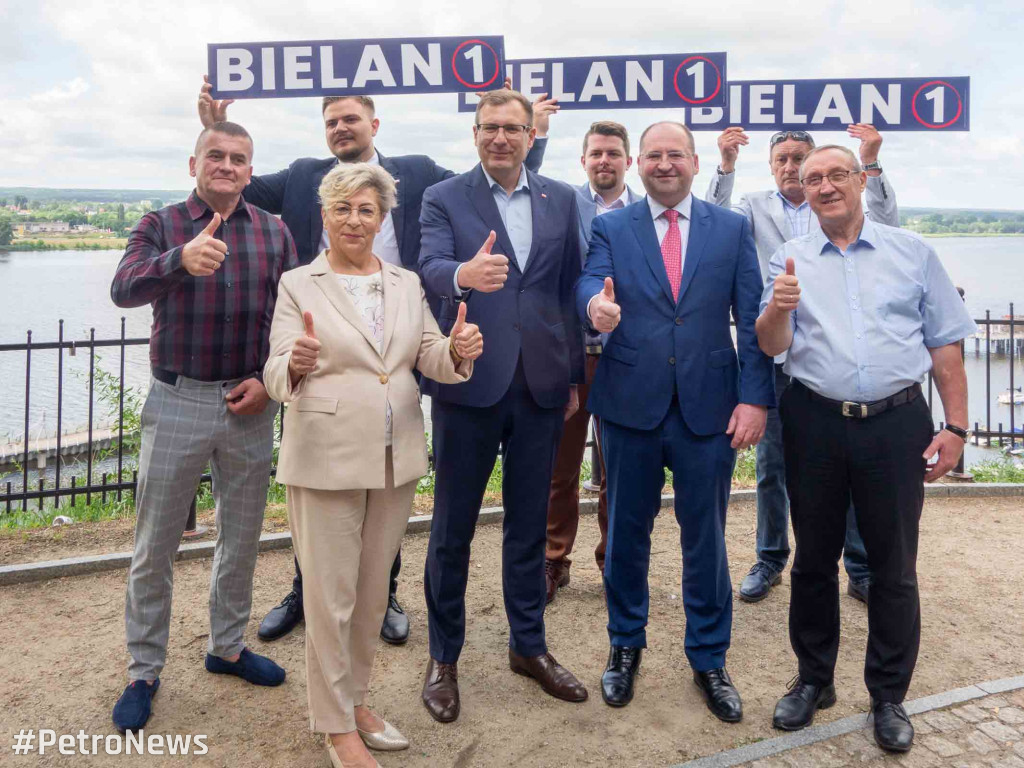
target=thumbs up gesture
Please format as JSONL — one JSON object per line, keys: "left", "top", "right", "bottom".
{"left": 772, "top": 258, "right": 801, "bottom": 313}
{"left": 457, "top": 230, "right": 510, "bottom": 293}
{"left": 589, "top": 277, "right": 621, "bottom": 333}
{"left": 289, "top": 311, "right": 322, "bottom": 381}
{"left": 449, "top": 301, "right": 484, "bottom": 361}
{"left": 182, "top": 213, "right": 228, "bottom": 276}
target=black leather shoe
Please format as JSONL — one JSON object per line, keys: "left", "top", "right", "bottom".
{"left": 847, "top": 579, "right": 870, "bottom": 605}
{"left": 257, "top": 590, "right": 303, "bottom": 641}
{"left": 693, "top": 668, "right": 743, "bottom": 722}
{"left": 739, "top": 562, "right": 782, "bottom": 603}
{"left": 601, "top": 646, "right": 642, "bottom": 707}
{"left": 772, "top": 675, "right": 837, "bottom": 730}
{"left": 380, "top": 593, "right": 409, "bottom": 645}
{"left": 872, "top": 700, "right": 914, "bottom": 752}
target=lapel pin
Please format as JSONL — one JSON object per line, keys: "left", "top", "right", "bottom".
{"left": 540, "top": 193, "right": 547, "bottom": 199}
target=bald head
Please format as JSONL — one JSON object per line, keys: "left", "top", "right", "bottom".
{"left": 638, "top": 121, "right": 695, "bottom": 155}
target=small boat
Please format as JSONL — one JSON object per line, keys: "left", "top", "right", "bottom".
{"left": 998, "top": 387, "right": 1024, "bottom": 405}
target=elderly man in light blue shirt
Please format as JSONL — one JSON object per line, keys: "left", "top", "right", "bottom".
{"left": 705, "top": 125, "right": 897, "bottom": 604}
{"left": 756, "top": 144, "right": 974, "bottom": 754}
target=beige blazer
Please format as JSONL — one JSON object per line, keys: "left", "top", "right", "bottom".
{"left": 265, "top": 253, "right": 472, "bottom": 491}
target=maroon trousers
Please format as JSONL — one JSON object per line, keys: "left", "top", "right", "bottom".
{"left": 545, "top": 353, "right": 608, "bottom": 569}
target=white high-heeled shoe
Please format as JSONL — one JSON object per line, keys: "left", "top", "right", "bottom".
{"left": 326, "top": 735, "right": 381, "bottom": 768}
{"left": 357, "top": 718, "right": 410, "bottom": 751}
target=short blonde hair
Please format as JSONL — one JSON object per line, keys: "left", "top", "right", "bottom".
{"left": 318, "top": 162, "right": 397, "bottom": 215}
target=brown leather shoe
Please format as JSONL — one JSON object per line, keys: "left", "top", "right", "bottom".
{"left": 421, "top": 658, "right": 460, "bottom": 723}
{"left": 508, "top": 649, "right": 588, "bottom": 702}
{"left": 545, "top": 560, "right": 570, "bottom": 604}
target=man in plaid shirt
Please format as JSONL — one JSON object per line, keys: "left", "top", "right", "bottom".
{"left": 109, "top": 121, "right": 298, "bottom": 733}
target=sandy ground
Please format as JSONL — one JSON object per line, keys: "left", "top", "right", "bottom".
{"left": 1, "top": 495, "right": 1022, "bottom": 767}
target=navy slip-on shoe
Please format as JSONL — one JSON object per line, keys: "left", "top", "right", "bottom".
{"left": 205, "top": 647, "right": 285, "bottom": 686}
{"left": 112, "top": 678, "right": 160, "bottom": 733}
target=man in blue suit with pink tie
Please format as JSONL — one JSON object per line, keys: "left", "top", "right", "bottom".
{"left": 577, "top": 121, "right": 774, "bottom": 721}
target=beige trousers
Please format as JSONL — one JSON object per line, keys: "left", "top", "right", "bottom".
{"left": 287, "top": 448, "right": 416, "bottom": 734}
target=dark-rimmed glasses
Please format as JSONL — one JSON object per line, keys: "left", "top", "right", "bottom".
{"left": 476, "top": 123, "right": 532, "bottom": 137}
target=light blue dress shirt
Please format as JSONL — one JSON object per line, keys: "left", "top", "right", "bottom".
{"left": 760, "top": 218, "right": 977, "bottom": 402}
{"left": 454, "top": 165, "right": 533, "bottom": 296}
{"left": 483, "top": 165, "right": 533, "bottom": 270}
{"left": 778, "top": 192, "right": 811, "bottom": 238}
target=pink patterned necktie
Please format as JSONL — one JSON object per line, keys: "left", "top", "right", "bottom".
{"left": 661, "top": 209, "right": 682, "bottom": 301}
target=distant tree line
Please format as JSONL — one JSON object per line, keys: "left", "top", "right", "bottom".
{"left": 902, "top": 211, "right": 1024, "bottom": 235}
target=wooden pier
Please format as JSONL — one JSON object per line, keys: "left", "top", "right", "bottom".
{"left": 0, "top": 427, "right": 123, "bottom": 471}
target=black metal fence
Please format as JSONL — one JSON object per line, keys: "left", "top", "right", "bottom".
{"left": 1, "top": 307, "right": 1022, "bottom": 516}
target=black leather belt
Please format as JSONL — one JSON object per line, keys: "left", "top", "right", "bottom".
{"left": 153, "top": 367, "right": 254, "bottom": 386}
{"left": 152, "top": 367, "right": 179, "bottom": 386}
{"left": 793, "top": 380, "right": 921, "bottom": 419}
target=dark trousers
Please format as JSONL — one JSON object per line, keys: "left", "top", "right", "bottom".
{"left": 424, "top": 360, "right": 565, "bottom": 664}
{"left": 292, "top": 545, "right": 401, "bottom": 599}
{"left": 756, "top": 364, "right": 870, "bottom": 584}
{"left": 781, "top": 381, "right": 932, "bottom": 703}
{"left": 546, "top": 353, "right": 608, "bottom": 570}
{"left": 602, "top": 402, "right": 735, "bottom": 671}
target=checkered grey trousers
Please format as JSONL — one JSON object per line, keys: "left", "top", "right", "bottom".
{"left": 124, "top": 375, "right": 275, "bottom": 681}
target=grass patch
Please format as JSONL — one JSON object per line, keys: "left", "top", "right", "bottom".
{"left": 969, "top": 455, "right": 1024, "bottom": 483}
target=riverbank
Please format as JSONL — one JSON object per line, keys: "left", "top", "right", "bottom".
{"left": 1, "top": 238, "right": 126, "bottom": 251}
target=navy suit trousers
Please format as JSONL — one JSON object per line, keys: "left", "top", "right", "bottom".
{"left": 601, "top": 401, "right": 735, "bottom": 671}
{"left": 424, "top": 359, "right": 564, "bottom": 663}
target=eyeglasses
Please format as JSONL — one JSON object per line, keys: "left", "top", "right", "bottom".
{"left": 330, "top": 204, "right": 380, "bottom": 222}
{"left": 476, "top": 123, "right": 532, "bottom": 137}
{"left": 769, "top": 130, "right": 814, "bottom": 148}
{"left": 640, "top": 150, "right": 694, "bottom": 164}
{"left": 800, "top": 170, "right": 858, "bottom": 189}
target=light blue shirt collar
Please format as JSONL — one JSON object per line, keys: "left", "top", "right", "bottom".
{"left": 482, "top": 165, "right": 529, "bottom": 195}
{"left": 812, "top": 216, "right": 879, "bottom": 255}
{"left": 777, "top": 191, "right": 809, "bottom": 212}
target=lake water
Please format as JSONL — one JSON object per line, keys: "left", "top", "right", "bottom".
{"left": 1, "top": 237, "right": 1022, "bottom": 477}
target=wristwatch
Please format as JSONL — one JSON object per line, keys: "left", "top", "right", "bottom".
{"left": 862, "top": 161, "right": 882, "bottom": 172}
{"left": 943, "top": 423, "right": 970, "bottom": 441}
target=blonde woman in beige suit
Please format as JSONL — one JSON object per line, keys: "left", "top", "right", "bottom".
{"left": 264, "top": 163, "right": 482, "bottom": 768}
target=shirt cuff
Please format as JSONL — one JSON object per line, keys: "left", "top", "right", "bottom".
{"left": 586, "top": 294, "right": 600, "bottom": 328}
{"left": 453, "top": 264, "right": 464, "bottom": 298}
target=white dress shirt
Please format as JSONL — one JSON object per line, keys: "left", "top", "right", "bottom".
{"left": 648, "top": 192, "right": 694, "bottom": 274}
{"left": 588, "top": 193, "right": 694, "bottom": 322}
{"left": 320, "top": 151, "right": 402, "bottom": 266}
{"left": 591, "top": 185, "right": 630, "bottom": 215}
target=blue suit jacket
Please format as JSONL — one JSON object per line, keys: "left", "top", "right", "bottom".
{"left": 576, "top": 196, "right": 774, "bottom": 435}
{"left": 243, "top": 142, "right": 547, "bottom": 267}
{"left": 419, "top": 164, "right": 585, "bottom": 409}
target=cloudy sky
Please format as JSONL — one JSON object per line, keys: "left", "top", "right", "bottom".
{"left": 2, "top": 0, "right": 1020, "bottom": 209}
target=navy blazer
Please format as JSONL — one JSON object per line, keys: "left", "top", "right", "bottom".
{"left": 575, "top": 196, "right": 774, "bottom": 435}
{"left": 242, "top": 142, "right": 547, "bottom": 268}
{"left": 418, "top": 164, "right": 585, "bottom": 409}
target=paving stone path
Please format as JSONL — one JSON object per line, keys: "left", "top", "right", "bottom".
{"left": 742, "top": 690, "right": 1024, "bottom": 768}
